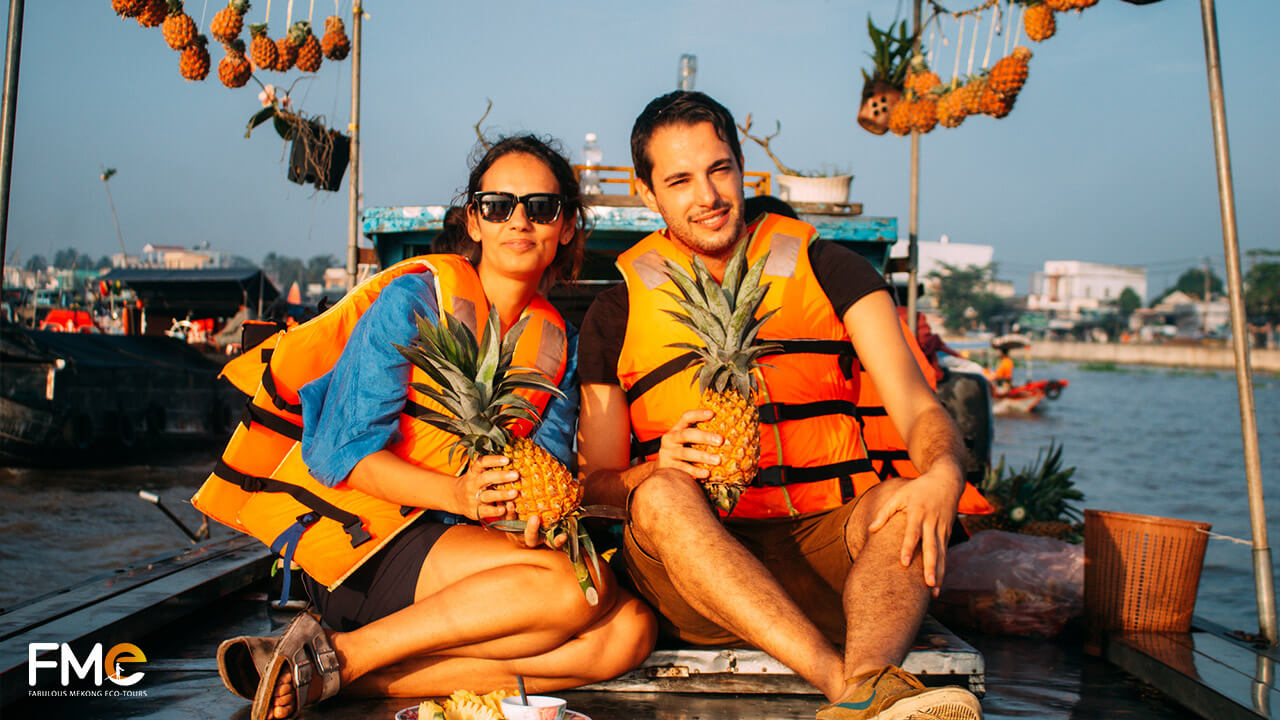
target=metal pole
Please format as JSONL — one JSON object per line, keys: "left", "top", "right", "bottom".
{"left": 0, "top": 0, "right": 24, "bottom": 282}
{"left": 906, "top": 0, "right": 922, "bottom": 337}
{"left": 345, "top": 1, "right": 362, "bottom": 290}
{"left": 1200, "top": 0, "right": 1276, "bottom": 645}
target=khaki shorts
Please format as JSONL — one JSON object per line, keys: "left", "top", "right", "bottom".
{"left": 619, "top": 500, "right": 859, "bottom": 647}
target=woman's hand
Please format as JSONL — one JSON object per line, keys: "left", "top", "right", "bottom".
{"left": 656, "top": 409, "right": 722, "bottom": 479}
{"left": 504, "top": 512, "right": 571, "bottom": 550}
{"left": 456, "top": 455, "right": 519, "bottom": 521}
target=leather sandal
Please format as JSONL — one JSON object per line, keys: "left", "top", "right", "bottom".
{"left": 216, "top": 635, "right": 278, "bottom": 699}
{"left": 251, "top": 612, "right": 341, "bottom": 720}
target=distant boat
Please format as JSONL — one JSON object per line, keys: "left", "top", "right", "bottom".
{"left": 992, "top": 378, "right": 1069, "bottom": 414}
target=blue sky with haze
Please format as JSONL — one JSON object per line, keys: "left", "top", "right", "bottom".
{"left": 3, "top": 0, "right": 1276, "bottom": 295}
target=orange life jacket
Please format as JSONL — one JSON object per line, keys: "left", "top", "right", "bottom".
{"left": 856, "top": 317, "right": 995, "bottom": 515}
{"left": 617, "top": 214, "right": 881, "bottom": 519}
{"left": 191, "top": 254, "right": 568, "bottom": 591}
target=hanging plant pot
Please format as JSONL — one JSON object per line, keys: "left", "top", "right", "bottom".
{"left": 857, "top": 80, "right": 903, "bottom": 136}
{"left": 287, "top": 120, "right": 351, "bottom": 191}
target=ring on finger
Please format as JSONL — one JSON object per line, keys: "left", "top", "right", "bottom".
{"left": 475, "top": 488, "right": 485, "bottom": 504}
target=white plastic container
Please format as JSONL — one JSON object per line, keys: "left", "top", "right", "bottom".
{"left": 581, "top": 133, "right": 602, "bottom": 195}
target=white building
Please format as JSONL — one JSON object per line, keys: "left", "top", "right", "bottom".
{"left": 890, "top": 234, "right": 994, "bottom": 281}
{"left": 1026, "top": 261, "right": 1146, "bottom": 316}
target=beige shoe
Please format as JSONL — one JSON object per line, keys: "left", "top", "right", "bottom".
{"left": 815, "top": 665, "right": 982, "bottom": 720}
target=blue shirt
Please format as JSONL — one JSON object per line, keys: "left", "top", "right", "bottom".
{"left": 299, "top": 272, "right": 579, "bottom": 489}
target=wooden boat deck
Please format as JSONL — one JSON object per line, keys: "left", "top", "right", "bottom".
{"left": 1107, "top": 619, "right": 1280, "bottom": 719}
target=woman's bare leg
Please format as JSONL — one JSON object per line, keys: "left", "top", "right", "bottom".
{"left": 267, "top": 526, "right": 649, "bottom": 718}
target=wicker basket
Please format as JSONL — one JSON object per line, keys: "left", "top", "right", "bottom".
{"left": 1084, "top": 509, "right": 1210, "bottom": 645}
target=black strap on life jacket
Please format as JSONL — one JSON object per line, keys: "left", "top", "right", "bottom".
{"left": 758, "top": 399, "right": 858, "bottom": 424}
{"left": 624, "top": 340, "right": 857, "bottom": 406}
{"left": 213, "top": 459, "right": 372, "bottom": 548}
{"left": 855, "top": 406, "right": 888, "bottom": 417}
{"left": 756, "top": 458, "right": 874, "bottom": 487}
{"left": 239, "top": 402, "right": 304, "bottom": 442}
{"left": 261, "top": 366, "right": 303, "bottom": 415}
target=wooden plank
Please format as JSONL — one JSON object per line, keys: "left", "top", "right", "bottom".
{"left": 0, "top": 537, "right": 272, "bottom": 707}
{"left": 1108, "top": 631, "right": 1277, "bottom": 719}
{"left": 581, "top": 615, "right": 983, "bottom": 696}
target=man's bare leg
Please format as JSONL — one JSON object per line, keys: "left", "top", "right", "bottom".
{"left": 839, "top": 481, "right": 931, "bottom": 679}
{"left": 629, "top": 468, "right": 845, "bottom": 699}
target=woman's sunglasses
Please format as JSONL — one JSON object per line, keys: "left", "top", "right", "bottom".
{"left": 471, "top": 191, "right": 566, "bottom": 225}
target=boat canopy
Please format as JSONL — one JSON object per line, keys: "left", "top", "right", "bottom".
{"left": 100, "top": 267, "right": 279, "bottom": 319}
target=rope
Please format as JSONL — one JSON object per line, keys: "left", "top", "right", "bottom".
{"left": 982, "top": 4, "right": 997, "bottom": 70}
{"left": 927, "top": 26, "right": 938, "bottom": 67}
{"left": 309, "top": 0, "right": 314, "bottom": 22}
{"left": 952, "top": 15, "right": 965, "bottom": 84}
{"left": 1011, "top": 0, "right": 1024, "bottom": 47}
{"left": 1002, "top": 0, "right": 1013, "bottom": 57}
{"left": 200, "top": 0, "right": 209, "bottom": 29}
{"left": 287, "top": 0, "right": 293, "bottom": 26}
{"left": 1198, "top": 528, "right": 1255, "bottom": 547}
{"left": 265, "top": 0, "right": 272, "bottom": 28}
{"left": 967, "top": 12, "right": 979, "bottom": 75}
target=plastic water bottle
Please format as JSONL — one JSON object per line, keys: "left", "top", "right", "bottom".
{"left": 581, "top": 133, "right": 602, "bottom": 195}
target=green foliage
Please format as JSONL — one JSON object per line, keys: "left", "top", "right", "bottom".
{"left": 24, "top": 255, "right": 47, "bottom": 272}
{"left": 862, "top": 16, "right": 914, "bottom": 87}
{"left": 1245, "top": 261, "right": 1280, "bottom": 323}
{"left": 1152, "top": 266, "right": 1224, "bottom": 306}
{"left": 1117, "top": 286, "right": 1142, "bottom": 317}
{"left": 1078, "top": 361, "right": 1119, "bottom": 372}
{"left": 981, "top": 441, "right": 1084, "bottom": 527}
{"left": 52, "top": 248, "right": 94, "bottom": 270}
{"left": 928, "top": 262, "right": 1009, "bottom": 333}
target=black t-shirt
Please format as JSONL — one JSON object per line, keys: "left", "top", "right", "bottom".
{"left": 579, "top": 238, "right": 889, "bottom": 386}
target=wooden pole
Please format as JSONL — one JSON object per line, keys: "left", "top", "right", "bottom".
{"left": 906, "top": 0, "right": 922, "bottom": 336}
{"left": 1199, "top": 0, "right": 1276, "bottom": 645}
{"left": 0, "top": 0, "right": 23, "bottom": 281}
{"left": 346, "top": 1, "right": 363, "bottom": 290}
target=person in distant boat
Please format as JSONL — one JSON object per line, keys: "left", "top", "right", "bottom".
{"left": 199, "top": 135, "right": 654, "bottom": 720}
{"left": 987, "top": 347, "right": 1014, "bottom": 391}
{"left": 577, "top": 91, "right": 982, "bottom": 720}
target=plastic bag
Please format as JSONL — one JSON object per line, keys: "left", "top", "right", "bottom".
{"left": 933, "top": 529, "right": 1083, "bottom": 638}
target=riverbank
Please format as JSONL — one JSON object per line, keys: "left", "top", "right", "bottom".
{"left": 986, "top": 340, "right": 1280, "bottom": 373}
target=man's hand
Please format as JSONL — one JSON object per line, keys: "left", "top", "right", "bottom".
{"left": 867, "top": 469, "right": 964, "bottom": 595}
{"left": 657, "top": 409, "right": 722, "bottom": 479}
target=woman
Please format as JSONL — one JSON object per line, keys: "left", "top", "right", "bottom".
{"left": 215, "top": 136, "right": 656, "bottom": 720}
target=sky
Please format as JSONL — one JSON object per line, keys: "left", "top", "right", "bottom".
{"left": 2, "top": 0, "right": 1277, "bottom": 297}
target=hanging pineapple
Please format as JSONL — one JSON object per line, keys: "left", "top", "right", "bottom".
{"left": 161, "top": 0, "right": 198, "bottom": 50}
{"left": 293, "top": 21, "right": 323, "bottom": 73}
{"left": 248, "top": 23, "right": 278, "bottom": 70}
{"left": 179, "top": 34, "right": 210, "bottom": 81}
{"left": 909, "top": 95, "right": 939, "bottom": 133}
{"left": 274, "top": 27, "right": 300, "bottom": 72}
{"left": 1023, "top": 4, "right": 1056, "bottom": 42}
{"left": 395, "top": 306, "right": 604, "bottom": 604}
{"left": 209, "top": 0, "right": 250, "bottom": 43}
{"left": 1068, "top": 0, "right": 1099, "bottom": 8}
{"left": 1044, "top": 0, "right": 1072, "bottom": 11}
{"left": 905, "top": 55, "right": 941, "bottom": 97}
{"left": 957, "top": 78, "right": 986, "bottom": 116}
{"left": 857, "top": 17, "right": 912, "bottom": 136}
{"left": 936, "top": 89, "right": 967, "bottom": 128}
{"left": 219, "top": 38, "right": 252, "bottom": 88}
{"left": 112, "top": 0, "right": 147, "bottom": 18}
{"left": 135, "top": 0, "right": 168, "bottom": 27}
{"left": 978, "top": 82, "right": 1014, "bottom": 118}
{"left": 660, "top": 239, "right": 780, "bottom": 513}
{"left": 988, "top": 47, "right": 1031, "bottom": 97}
{"left": 321, "top": 15, "right": 351, "bottom": 60}
{"left": 887, "top": 98, "right": 913, "bottom": 136}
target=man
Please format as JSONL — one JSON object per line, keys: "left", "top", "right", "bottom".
{"left": 577, "top": 91, "right": 982, "bottom": 720}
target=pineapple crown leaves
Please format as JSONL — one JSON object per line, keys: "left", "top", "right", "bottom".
{"left": 229, "top": 0, "right": 250, "bottom": 13}
{"left": 394, "top": 305, "right": 566, "bottom": 470}
{"left": 660, "top": 239, "right": 782, "bottom": 398}
{"left": 288, "top": 20, "right": 312, "bottom": 42}
{"left": 225, "top": 37, "right": 247, "bottom": 54}
{"left": 981, "top": 440, "right": 1083, "bottom": 523}
{"left": 249, "top": 22, "right": 269, "bottom": 38}
{"left": 166, "top": 0, "right": 185, "bottom": 15}
{"left": 862, "top": 16, "right": 915, "bottom": 87}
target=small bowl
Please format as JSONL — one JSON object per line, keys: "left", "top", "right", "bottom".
{"left": 500, "top": 695, "right": 567, "bottom": 720}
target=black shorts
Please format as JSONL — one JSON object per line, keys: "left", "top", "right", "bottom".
{"left": 301, "top": 518, "right": 453, "bottom": 631}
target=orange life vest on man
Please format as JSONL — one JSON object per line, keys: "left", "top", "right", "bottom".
{"left": 191, "top": 254, "right": 568, "bottom": 590}
{"left": 617, "top": 214, "right": 882, "bottom": 520}
{"left": 856, "top": 317, "right": 995, "bottom": 515}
